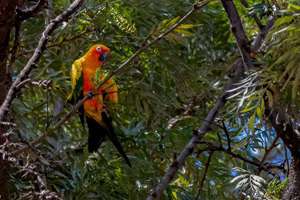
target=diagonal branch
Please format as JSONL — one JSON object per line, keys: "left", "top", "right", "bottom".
{"left": 257, "top": 135, "right": 280, "bottom": 174}
{"left": 0, "top": 0, "right": 85, "bottom": 122}
{"left": 220, "top": 0, "right": 252, "bottom": 68}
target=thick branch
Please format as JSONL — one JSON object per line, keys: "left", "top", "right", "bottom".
{"left": 220, "top": 0, "right": 252, "bottom": 68}
{"left": 0, "top": 0, "right": 85, "bottom": 122}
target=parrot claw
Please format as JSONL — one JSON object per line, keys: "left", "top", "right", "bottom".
{"left": 87, "top": 91, "right": 94, "bottom": 98}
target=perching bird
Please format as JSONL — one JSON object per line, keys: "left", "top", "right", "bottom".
{"left": 68, "top": 44, "right": 131, "bottom": 167}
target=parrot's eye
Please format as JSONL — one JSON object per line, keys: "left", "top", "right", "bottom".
{"left": 96, "top": 47, "right": 102, "bottom": 53}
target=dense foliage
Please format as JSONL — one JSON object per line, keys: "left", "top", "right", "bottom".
{"left": 3, "top": 0, "right": 300, "bottom": 199}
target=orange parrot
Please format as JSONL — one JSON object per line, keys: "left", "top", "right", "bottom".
{"left": 68, "top": 44, "right": 131, "bottom": 166}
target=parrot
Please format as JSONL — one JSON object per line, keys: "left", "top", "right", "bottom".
{"left": 68, "top": 44, "right": 131, "bottom": 167}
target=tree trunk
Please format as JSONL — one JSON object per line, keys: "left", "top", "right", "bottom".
{"left": 282, "top": 158, "right": 300, "bottom": 200}
{"left": 0, "top": 0, "right": 18, "bottom": 199}
{"left": 0, "top": 0, "right": 16, "bottom": 103}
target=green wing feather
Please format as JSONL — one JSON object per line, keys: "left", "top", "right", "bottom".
{"left": 68, "top": 58, "right": 85, "bottom": 126}
{"left": 68, "top": 58, "right": 83, "bottom": 102}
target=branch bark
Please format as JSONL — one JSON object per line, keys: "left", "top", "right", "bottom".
{"left": 266, "top": 99, "right": 300, "bottom": 199}
{"left": 16, "top": 0, "right": 47, "bottom": 21}
{"left": 0, "top": 0, "right": 85, "bottom": 122}
{"left": 220, "top": 0, "right": 252, "bottom": 68}
{"left": 0, "top": 1, "right": 19, "bottom": 198}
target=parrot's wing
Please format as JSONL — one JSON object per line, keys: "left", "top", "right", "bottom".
{"left": 68, "top": 58, "right": 85, "bottom": 127}
{"left": 68, "top": 58, "right": 83, "bottom": 102}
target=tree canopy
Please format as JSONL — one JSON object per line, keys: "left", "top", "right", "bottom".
{"left": 0, "top": 0, "right": 300, "bottom": 199}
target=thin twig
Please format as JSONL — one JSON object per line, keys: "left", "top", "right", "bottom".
{"left": 13, "top": 93, "right": 91, "bottom": 155}
{"left": 0, "top": 122, "right": 16, "bottom": 127}
{"left": 0, "top": 0, "right": 85, "bottom": 121}
{"left": 200, "top": 141, "right": 283, "bottom": 173}
{"left": 195, "top": 151, "right": 214, "bottom": 200}
{"left": 239, "top": 0, "right": 264, "bottom": 30}
{"left": 257, "top": 135, "right": 280, "bottom": 174}
{"left": 222, "top": 120, "right": 231, "bottom": 151}
{"left": 16, "top": 79, "right": 52, "bottom": 89}
{"left": 167, "top": 96, "right": 199, "bottom": 129}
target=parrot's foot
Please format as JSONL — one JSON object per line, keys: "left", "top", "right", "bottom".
{"left": 87, "top": 91, "right": 94, "bottom": 98}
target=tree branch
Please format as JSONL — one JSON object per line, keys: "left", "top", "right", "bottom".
{"left": 200, "top": 141, "right": 283, "bottom": 174}
{"left": 167, "top": 95, "right": 199, "bottom": 129}
{"left": 195, "top": 151, "right": 214, "bottom": 200}
{"left": 257, "top": 135, "right": 280, "bottom": 174}
{"left": 239, "top": 0, "right": 264, "bottom": 30}
{"left": 16, "top": 0, "right": 47, "bottom": 21}
{"left": 222, "top": 120, "right": 231, "bottom": 151}
{"left": 0, "top": 0, "right": 85, "bottom": 122}
{"left": 251, "top": 16, "right": 275, "bottom": 53}
{"left": 220, "top": 0, "right": 252, "bottom": 68}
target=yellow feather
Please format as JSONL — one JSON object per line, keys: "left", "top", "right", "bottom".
{"left": 68, "top": 57, "right": 84, "bottom": 100}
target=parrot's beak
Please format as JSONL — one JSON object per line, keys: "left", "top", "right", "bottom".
{"left": 100, "top": 52, "right": 111, "bottom": 68}
{"left": 99, "top": 52, "right": 111, "bottom": 63}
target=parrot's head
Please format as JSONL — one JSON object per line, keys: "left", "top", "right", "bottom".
{"left": 88, "top": 44, "right": 110, "bottom": 66}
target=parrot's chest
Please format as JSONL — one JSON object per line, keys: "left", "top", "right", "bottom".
{"left": 82, "top": 68, "right": 105, "bottom": 93}
{"left": 82, "top": 69, "right": 105, "bottom": 113}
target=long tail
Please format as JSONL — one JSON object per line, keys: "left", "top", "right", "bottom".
{"left": 86, "top": 113, "right": 132, "bottom": 167}
{"left": 101, "top": 111, "right": 132, "bottom": 167}
{"left": 86, "top": 117, "right": 106, "bottom": 152}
